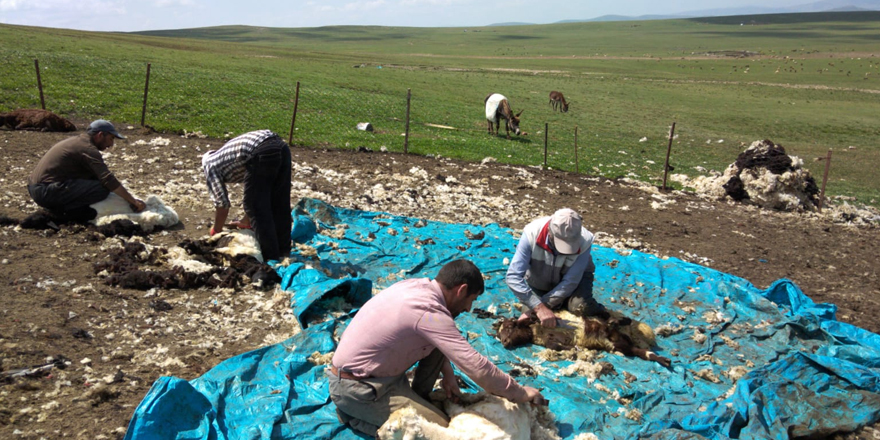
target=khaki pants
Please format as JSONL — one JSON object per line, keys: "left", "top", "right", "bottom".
{"left": 328, "top": 349, "right": 449, "bottom": 437}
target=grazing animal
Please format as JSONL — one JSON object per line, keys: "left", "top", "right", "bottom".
{"left": 548, "top": 91, "right": 569, "bottom": 112}
{"left": 0, "top": 109, "right": 76, "bottom": 132}
{"left": 497, "top": 310, "right": 671, "bottom": 367}
{"left": 484, "top": 94, "right": 524, "bottom": 138}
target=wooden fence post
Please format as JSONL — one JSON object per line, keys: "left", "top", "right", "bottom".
{"left": 662, "top": 122, "right": 676, "bottom": 191}
{"left": 818, "top": 149, "right": 832, "bottom": 212}
{"left": 404, "top": 88, "right": 412, "bottom": 154}
{"left": 141, "top": 63, "right": 151, "bottom": 127}
{"left": 543, "top": 122, "right": 549, "bottom": 167}
{"left": 289, "top": 81, "right": 300, "bottom": 145}
{"left": 34, "top": 59, "right": 45, "bottom": 110}
{"left": 574, "top": 126, "right": 579, "bottom": 174}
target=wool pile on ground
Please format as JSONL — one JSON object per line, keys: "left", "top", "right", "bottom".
{"left": 669, "top": 139, "right": 880, "bottom": 226}
{"left": 92, "top": 232, "right": 279, "bottom": 291}
{"left": 677, "top": 139, "right": 819, "bottom": 212}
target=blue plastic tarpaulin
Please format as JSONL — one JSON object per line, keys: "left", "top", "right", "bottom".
{"left": 124, "top": 198, "right": 880, "bottom": 440}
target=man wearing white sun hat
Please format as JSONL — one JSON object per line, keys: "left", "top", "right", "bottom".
{"left": 505, "top": 208, "right": 605, "bottom": 328}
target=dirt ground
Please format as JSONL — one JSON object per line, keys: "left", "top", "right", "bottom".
{"left": 1, "top": 123, "right": 879, "bottom": 440}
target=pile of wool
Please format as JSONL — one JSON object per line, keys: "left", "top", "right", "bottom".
{"left": 823, "top": 199, "right": 880, "bottom": 227}
{"left": 378, "top": 392, "right": 562, "bottom": 440}
{"left": 677, "top": 139, "right": 819, "bottom": 212}
{"left": 90, "top": 193, "right": 180, "bottom": 232}
{"left": 93, "top": 231, "right": 278, "bottom": 291}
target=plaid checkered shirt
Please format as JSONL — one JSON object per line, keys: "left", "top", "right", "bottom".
{"left": 201, "top": 130, "right": 277, "bottom": 208}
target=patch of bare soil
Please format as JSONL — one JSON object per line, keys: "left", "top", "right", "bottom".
{"left": 1, "top": 125, "right": 878, "bottom": 439}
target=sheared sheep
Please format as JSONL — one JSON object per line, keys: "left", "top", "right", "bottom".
{"left": 497, "top": 310, "right": 671, "bottom": 367}
{"left": 89, "top": 192, "right": 180, "bottom": 232}
{"left": 12, "top": 193, "right": 179, "bottom": 233}
{"left": 379, "top": 392, "right": 561, "bottom": 440}
{"left": 208, "top": 229, "right": 264, "bottom": 263}
{"left": 0, "top": 109, "right": 76, "bottom": 132}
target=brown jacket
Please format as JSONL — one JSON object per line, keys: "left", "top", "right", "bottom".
{"left": 28, "top": 133, "right": 121, "bottom": 191}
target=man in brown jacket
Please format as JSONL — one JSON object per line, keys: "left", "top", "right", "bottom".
{"left": 27, "top": 119, "right": 145, "bottom": 222}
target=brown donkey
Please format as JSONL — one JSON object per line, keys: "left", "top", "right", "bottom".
{"left": 549, "top": 91, "right": 569, "bottom": 112}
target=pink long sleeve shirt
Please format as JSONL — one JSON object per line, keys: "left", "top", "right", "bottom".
{"left": 332, "top": 278, "right": 527, "bottom": 402}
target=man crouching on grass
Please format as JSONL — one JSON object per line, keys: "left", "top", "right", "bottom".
{"left": 328, "top": 259, "right": 545, "bottom": 437}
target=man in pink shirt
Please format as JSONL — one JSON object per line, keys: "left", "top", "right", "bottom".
{"left": 329, "top": 259, "right": 545, "bottom": 436}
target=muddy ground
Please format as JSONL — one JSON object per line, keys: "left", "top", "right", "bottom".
{"left": 1, "top": 124, "right": 878, "bottom": 439}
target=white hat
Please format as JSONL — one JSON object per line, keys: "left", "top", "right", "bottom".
{"left": 549, "top": 208, "right": 583, "bottom": 254}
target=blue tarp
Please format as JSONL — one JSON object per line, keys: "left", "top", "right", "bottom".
{"left": 124, "top": 198, "right": 880, "bottom": 440}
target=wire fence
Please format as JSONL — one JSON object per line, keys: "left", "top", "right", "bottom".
{"left": 11, "top": 58, "right": 699, "bottom": 185}
{"left": 288, "top": 83, "right": 605, "bottom": 174}
{"left": 18, "top": 59, "right": 619, "bottom": 162}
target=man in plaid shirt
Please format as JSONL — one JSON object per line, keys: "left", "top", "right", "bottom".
{"left": 201, "top": 130, "right": 292, "bottom": 261}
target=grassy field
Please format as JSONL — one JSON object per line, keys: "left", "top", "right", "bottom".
{"left": 1, "top": 12, "right": 878, "bottom": 206}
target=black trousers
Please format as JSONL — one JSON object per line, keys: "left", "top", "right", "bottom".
{"left": 243, "top": 136, "right": 292, "bottom": 261}
{"left": 27, "top": 179, "right": 108, "bottom": 221}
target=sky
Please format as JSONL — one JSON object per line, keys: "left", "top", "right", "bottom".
{"left": 0, "top": 0, "right": 811, "bottom": 32}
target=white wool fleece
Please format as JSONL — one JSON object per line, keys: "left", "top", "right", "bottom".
{"left": 90, "top": 193, "right": 180, "bottom": 232}
{"left": 379, "top": 393, "right": 561, "bottom": 440}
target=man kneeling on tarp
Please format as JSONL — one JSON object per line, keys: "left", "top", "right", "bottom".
{"left": 329, "top": 259, "right": 545, "bottom": 437}
{"left": 506, "top": 208, "right": 606, "bottom": 328}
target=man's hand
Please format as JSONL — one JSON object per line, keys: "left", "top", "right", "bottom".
{"left": 212, "top": 207, "right": 229, "bottom": 238}
{"left": 517, "top": 311, "right": 535, "bottom": 324}
{"left": 534, "top": 303, "right": 558, "bottom": 328}
{"left": 514, "top": 386, "right": 547, "bottom": 405}
{"left": 130, "top": 199, "right": 146, "bottom": 213}
{"left": 440, "top": 372, "right": 462, "bottom": 404}
{"left": 227, "top": 219, "right": 252, "bottom": 229}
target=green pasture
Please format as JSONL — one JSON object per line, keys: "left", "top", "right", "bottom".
{"left": 0, "top": 12, "right": 878, "bottom": 206}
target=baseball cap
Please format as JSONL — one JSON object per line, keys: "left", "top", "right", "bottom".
{"left": 549, "top": 208, "right": 583, "bottom": 254}
{"left": 88, "top": 119, "right": 126, "bottom": 139}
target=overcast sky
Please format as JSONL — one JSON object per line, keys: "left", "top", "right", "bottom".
{"left": 0, "top": 0, "right": 810, "bottom": 32}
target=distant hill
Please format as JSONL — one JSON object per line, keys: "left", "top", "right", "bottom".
{"left": 826, "top": 5, "right": 874, "bottom": 10}
{"left": 536, "top": 0, "right": 880, "bottom": 24}
{"left": 485, "top": 22, "right": 536, "bottom": 26}
{"left": 558, "top": 14, "right": 686, "bottom": 23}
{"left": 689, "top": 10, "right": 880, "bottom": 25}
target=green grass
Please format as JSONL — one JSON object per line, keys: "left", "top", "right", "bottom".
{"left": 1, "top": 12, "right": 879, "bottom": 206}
